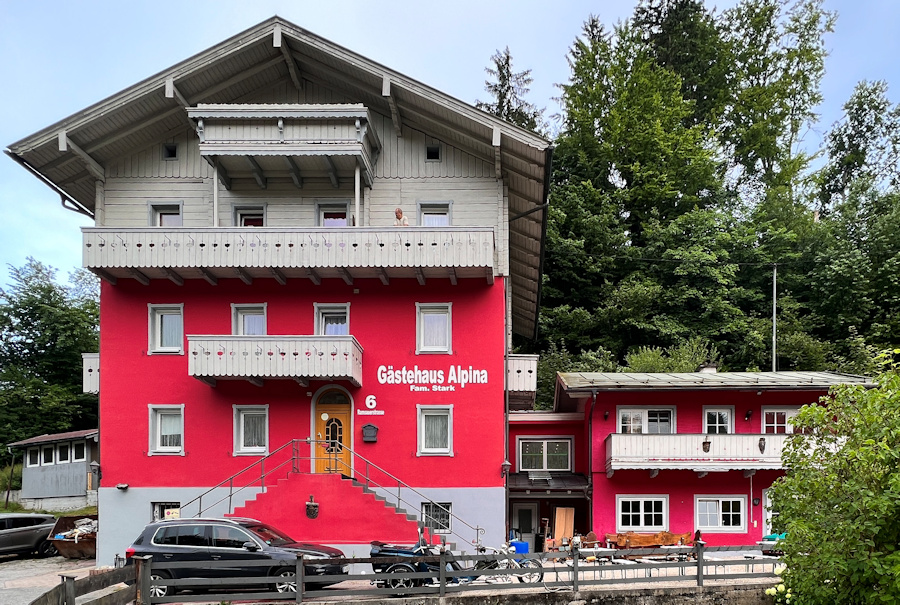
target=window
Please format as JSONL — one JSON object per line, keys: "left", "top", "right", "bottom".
{"left": 315, "top": 303, "right": 349, "bottom": 336}
{"left": 417, "top": 405, "right": 453, "bottom": 455}
{"left": 696, "top": 496, "right": 747, "bottom": 532}
{"left": 234, "top": 406, "right": 268, "bottom": 455}
{"left": 41, "top": 446, "right": 54, "bottom": 466}
{"left": 617, "top": 496, "right": 668, "bottom": 532}
{"left": 149, "top": 304, "right": 184, "bottom": 354}
{"left": 152, "top": 502, "right": 181, "bottom": 521}
{"left": 519, "top": 438, "right": 572, "bottom": 471}
{"left": 317, "top": 202, "right": 349, "bottom": 227}
{"left": 421, "top": 502, "right": 452, "bottom": 533}
{"left": 72, "top": 441, "right": 86, "bottom": 462}
{"left": 149, "top": 405, "right": 184, "bottom": 455}
{"left": 416, "top": 303, "right": 451, "bottom": 353}
{"left": 57, "top": 443, "right": 70, "bottom": 464}
{"left": 26, "top": 448, "right": 39, "bottom": 467}
{"left": 211, "top": 525, "right": 257, "bottom": 549}
{"left": 425, "top": 144, "right": 441, "bottom": 162}
{"left": 154, "top": 524, "right": 209, "bottom": 547}
{"left": 149, "top": 203, "right": 183, "bottom": 226}
{"left": 704, "top": 407, "right": 733, "bottom": 434}
{"left": 418, "top": 203, "right": 451, "bottom": 227}
{"left": 232, "top": 304, "right": 266, "bottom": 336}
{"left": 763, "top": 407, "right": 800, "bottom": 434}
{"left": 235, "top": 206, "right": 265, "bottom": 227}
{"left": 618, "top": 408, "right": 675, "bottom": 434}
{"left": 162, "top": 143, "right": 178, "bottom": 160}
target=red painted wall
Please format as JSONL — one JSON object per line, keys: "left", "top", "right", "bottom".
{"left": 99, "top": 277, "right": 507, "bottom": 490}
{"left": 508, "top": 419, "right": 588, "bottom": 474}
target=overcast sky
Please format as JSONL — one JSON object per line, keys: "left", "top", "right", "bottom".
{"left": 1, "top": 0, "right": 898, "bottom": 285}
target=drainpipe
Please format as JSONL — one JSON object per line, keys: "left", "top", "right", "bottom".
{"left": 587, "top": 390, "right": 598, "bottom": 531}
{"left": 4, "top": 150, "right": 94, "bottom": 218}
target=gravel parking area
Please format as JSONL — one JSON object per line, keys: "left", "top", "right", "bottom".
{"left": 0, "top": 554, "right": 96, "bottom": 605}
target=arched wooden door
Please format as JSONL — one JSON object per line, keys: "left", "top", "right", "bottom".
{"left": 314, "top": 389, "right": 352, "bottom": 474}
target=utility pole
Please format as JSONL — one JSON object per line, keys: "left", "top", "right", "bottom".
{"left": 772, "top": 264, "right": 777, "bottom": 372}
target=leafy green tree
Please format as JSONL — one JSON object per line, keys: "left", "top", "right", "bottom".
{"left": 770, "top": 352, "right": 900, "bottom": 604}
{"left": 534, "top": 341, "right": 616, "bottom": 410}
{"left": 0, "top": 259, "right": 99, "bottom": 451}
{"left": 475, "top": 46, "right": 544, "bottom": 132}
{"left": 623, "top": 337, "right": 721, "bottom": 372}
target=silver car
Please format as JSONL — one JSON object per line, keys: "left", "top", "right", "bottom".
{"left": 0, "top": 513, "right": 57, "bottom": 557}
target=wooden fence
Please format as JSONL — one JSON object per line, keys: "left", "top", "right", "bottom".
{"left": 33, "top": 543, "right": 782, "bottom": 605}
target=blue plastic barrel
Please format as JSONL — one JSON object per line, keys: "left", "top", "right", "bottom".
{"left": 509, "top": 540, "right": 529, "bottom": 554}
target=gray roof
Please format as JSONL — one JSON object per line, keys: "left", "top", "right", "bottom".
{"left": 557, "top": 371, "right": 874, "bottom": 393}
{"left": 6, "top": 16, "right": 551, "bottom": 339}
{"left": 8, "top": 429, "right": 99, "bottom": 448}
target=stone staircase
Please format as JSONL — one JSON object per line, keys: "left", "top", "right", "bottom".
{"left": 229, "top": 473, "right": 424, "bottom": 544}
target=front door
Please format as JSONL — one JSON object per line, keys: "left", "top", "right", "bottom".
{"left": 314, "top": 389, "right": 352, "bottom": 474}
{"left": 511, "top": 502, "right": 540, "bottom": 552}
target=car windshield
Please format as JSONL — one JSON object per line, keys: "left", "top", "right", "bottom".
{"left": 245, "top": 523, "right": 293, "bottom": 546}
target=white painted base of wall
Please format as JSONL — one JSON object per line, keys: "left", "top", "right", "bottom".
{"left": 15, "top": 491, "right": 97, "bottom": 512}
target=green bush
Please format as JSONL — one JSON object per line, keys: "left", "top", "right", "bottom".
{"left": 0, "top": 463, "right": 22, "bottom": 492}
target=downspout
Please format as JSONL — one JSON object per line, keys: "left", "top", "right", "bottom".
{"left": 587, "top": 390, "right": 598, "bottom": 531}
{"left": 4, "top": 150, "right": 94, "bottom": 219}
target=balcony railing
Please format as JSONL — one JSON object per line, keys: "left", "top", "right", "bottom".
{"left": 82, "top": 353, "right": 99, "bottom": 394}
{"left": 82, "top": 227, "right": 496, "bottom": 285}
{"left": 187, "top": 335, "right": 363, "bottom": 387}
{"left": 604, "top": 433, "right": 788, "bottom": 476}
{"left": 507, "top": 354, "right": 538, "bottom": 392}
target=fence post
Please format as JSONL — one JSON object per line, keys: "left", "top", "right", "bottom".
{"left": 135, "top": 555, "right": 152, "bottom": 605}
{"left": 695, "top": 541, "right": 706, "bottom": 587}
{"left": 439, "top": 550, "right": 447, "bottom": 597}
{"left": 572, "top": 547, "right": 579, "bottom": 593}
{"left": 296, "top": 554, "right": 304, "bottom": 604}
{"left": 59, "top": 573, "right": 76, "bottom": 605}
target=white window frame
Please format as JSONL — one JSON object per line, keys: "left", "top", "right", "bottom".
{"left": 616, "top": 495, "right": 669, "bottom": 532}
{"left": 421, "top": 502, "right": 452, "bottom": 534}
{"left": 231, "top": 303, "right": 267, "bottom": 336}
{"left": 234, "top": 205, "right": 266, "bottom": 227}
{"left": 703, "top": 406, "right": 734, "bottom": 434}
{"left": 417, "top": 405, "right": 453, "bottom": 456}
{"left": 149, "top": 404, "right": 185, "bottom": 456}
{"left": 152, "top": 502, "right": 182, "bottom": 522}
{"left": 516, "top": 436, "right": 573, "bottom": 472}
{"left": 314, "top": 303, "right": 350, "bottom": 336}
{"left": 56, "top": 443, "right": 71, "bottom": 464}
{"left": 616, "top": 407, "right": 677, "bottom": 434}
{"left": 148, "top": 304, "right": 184, "bottom": 354}
{"left": 148, "top": 202, "right": 183, "bottom": 226}
{"left": 40, "top": 445, "right": 55, "bottom": 466}
{"left": 417, "top": 202, "right": 452, "bottom": 226}
{"left": 26, "top": 447, "right": 40, "bottom": 467}
{"left": 72, "top": 441, "right": 86, "bottom": 462}
{"left": 316, "top": 201, "right": 350, "bottom": 227}
{"left": 762, "top": 407, "right": 801, "bottom": 434}
{"left": 695, "top": 495, "right": 748, "bottom": 533}
{"left": 416, "top": 303, "right": 452, "bottom": 354}
{"left": 233, "top": 405, "right": 269, "bottom": 456}
{"left": 762, "top": 489, "right": 777, "bottom": 536}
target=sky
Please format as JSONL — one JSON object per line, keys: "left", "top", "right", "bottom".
{"left": 1, "top": 0, "right": 898, "bottom": 286}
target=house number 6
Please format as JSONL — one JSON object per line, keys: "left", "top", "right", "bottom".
{"left": 365, "top": 395, "right": 377, "bottom": 409}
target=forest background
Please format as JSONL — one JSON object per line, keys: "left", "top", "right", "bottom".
{"left": 1, "top": 0, "right": 898, "bottom": 449}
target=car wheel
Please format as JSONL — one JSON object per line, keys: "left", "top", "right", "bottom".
{"left": 37, "top": 540, "right": 58, "bottom": 558}
{"left": 149, "top": 572, "right": 172, "bottom": 598}
{"left": 385, "top": 564, "right": 417, "bottom": 592}
{"left": 517, "top": 559, "right": 543, "bottom": 584}
{"left": 274, "top": 568, "right": 297, "bottom": 593}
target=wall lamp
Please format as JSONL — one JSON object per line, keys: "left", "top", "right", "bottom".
{"left": 116, "top": 483, "right": 129, "bottom": 491}
{"left": 501, "top": 460, "right": 511, "bottom": 478}
{"left": 745, "top": 410, "right": 753, "bottom": 421}
{"left": 604, "top": 410, "right": 610, "bottom": 421}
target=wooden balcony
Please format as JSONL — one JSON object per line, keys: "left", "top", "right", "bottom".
{"left": 82, "top": 227, "right": 496, "bottom": 285}
{"left": 187, "top": 335, "right": 363, "bottom": 387}
{"left": 507, "top": 354, "right": 538, "bottom": 411}
{"left": 82, "top": 353, "right": 99, "bottom": 394}
{"left": 604, "top": 433, "right": 788, "bottom": 477}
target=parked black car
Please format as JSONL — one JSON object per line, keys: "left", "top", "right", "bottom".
{"left": 125, "top": 517, "right": 346, "bottom": 597}
{"left": 0, "top": 513, "right": 57, "bottom": 557}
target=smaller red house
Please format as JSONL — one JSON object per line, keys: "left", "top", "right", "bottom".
{"left": 507, "top": 370, "right": 872, "bottom": 550}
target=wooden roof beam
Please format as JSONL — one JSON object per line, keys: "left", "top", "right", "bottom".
{"left": 199, "top": 268, "right": 219, "bottom": 285}
{"left": 128, "top": 268, "right": 150, "bottom": 286}
{"left": 246, "top": 156, "right": 268, "bottom": 189}
{"left": 283, "top": 156, "right": 303, "bottom": 188}
{"left": 274, "top": 25, "right": 303, "bottom": 93}
{"left": 235, "top": 267, "right": 253, "bottom": 285}
{"left": 163, "top": 268, "right": 184, "bottom": 286}
{"left": 58, "top": 132, "right": 104, "bottom": 182}
{"left": 493, "top": 127, "right": 502, "bottom": 179}
{"left": 382, "top": 76, "right": 402, "bottom": 137}
{"left": 164, "top": 79, "right": 196, "bottom": 131}
{"left": 337, "top": 267, "right": 354, "bottom": 286}
{"left": 306, "top": 268, "right": 321, "bottom": 286}
{"left": 90, "top": 268, "right": 117, "bottom": 285}
{"left": 415, "top": 267, "right": 426, "bottom": 286}
{"left": 269, "top": 268, "right": 287, "bottom": 285}
{"left": 321, "top": 156, "right": 339, "bottom": 188}
{"left": 447, "top": 268, "right": 457, "bottom": 286}
{"left": 376, "top": 267, "right": 389, "bottom": 285}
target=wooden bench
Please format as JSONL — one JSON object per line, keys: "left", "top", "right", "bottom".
{"left": 604, "top": 531, "right": 693, "bottom": 548}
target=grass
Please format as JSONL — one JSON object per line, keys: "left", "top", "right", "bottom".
{"left": 0, "top": 502, "right": 98, "bottom": 516}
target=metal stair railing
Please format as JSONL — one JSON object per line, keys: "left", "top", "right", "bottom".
{"left": 179, "top": 438, "right": 485, "bottom": 548}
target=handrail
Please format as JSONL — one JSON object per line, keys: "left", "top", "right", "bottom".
{"left": 180, "top": 438, "right": 485, "bottom": 548}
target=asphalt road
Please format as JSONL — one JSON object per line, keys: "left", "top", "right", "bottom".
{"left": 0, "top": 554, "right": 97, "bottom": 605}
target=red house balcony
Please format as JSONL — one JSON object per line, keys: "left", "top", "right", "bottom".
{"left": 82, "top": 227, "right": 496, "bottom": 286}
{"left": 604, "top": 433, "right": 788, "bottom": 478}
{"left": 186, "top": 335, "right": 363, "bottom": 388}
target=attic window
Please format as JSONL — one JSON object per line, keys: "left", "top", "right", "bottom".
{"left": 425, "top": 145, "right": 441, "bottom": 162}
{"left": 163, "top": 143, "right": 178, "bottom": 160}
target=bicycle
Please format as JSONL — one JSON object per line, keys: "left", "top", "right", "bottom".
{"left": 474, "top": 542, "right": 544, "bottom": 584}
